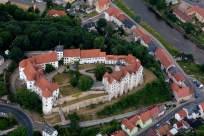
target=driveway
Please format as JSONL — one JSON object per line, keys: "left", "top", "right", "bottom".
{"left": 35, "top": 2, "right": 46, "bottom": 14}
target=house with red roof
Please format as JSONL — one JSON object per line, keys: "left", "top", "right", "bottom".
{"left": 170, "top": 82, "right": 193, "bottom": 102}
{"left": 155, "top": 48, "right": 175, "bottom": 72}
{"left": 149, "top": 106, "right": 160, "bottom": 119}
{"left": 121, "top": 118, "right": 138, "bottom": 136}
{"left": 95, "top": 0, "right": 109, "bottom": 13}
{"left": 138, "top": 110, "right": 153, "bottom": 128}
{"left": 173, "top": 120, "right": 190, "bottom": 130}
{"left": 183, "top": 104, "right": 200, "bottom": 120}
{"left": 147, "top": 129, "right": 159, "bottom": 136}
{"left": 49, "top": 9, "right": 67, "bottom": 17}
{"left": 133, "top": 27, "right": 153, "bottom": 47}
{"left": 173, "top": 8, "right": 195, "bottom": 24}
{"left": 19, "top": 52, "right": 59, "bottom": 115}
{"left": 156, "top": 124, "right": 173, "bottom": 136}
{"left": 185, "top": 5, "right": 204, "bottom": 23}
{"left": 175, "top": 109, "right": 187, "bottom": 121}
{"left": 105, "top": 7, "right": 124, "bottom": 27}
{"left": 110, "top": 130, "right": 126, "bottom": 136}
{"left": 198, "top": 102, "right": 204, "bottom": 117}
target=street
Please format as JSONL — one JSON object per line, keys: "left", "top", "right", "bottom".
{"left": 0, "top": 59, "right": 12, "bottom": 74}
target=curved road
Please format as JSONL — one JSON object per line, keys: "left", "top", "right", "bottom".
{"left": 0, "top": 104, "right": 34, "bottom": 136}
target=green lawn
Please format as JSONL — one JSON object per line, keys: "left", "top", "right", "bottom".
{"left": 178, "top": 60, "right": 204, "bottom": 83}
{"left": 86, "top": 11, "right": 98, "bottom": 18}
{"left": 59, "top": 85, "right": 81, "bottom": 96}
{"left": 53, "top": 73, "right": 72, "bottom": 85}
{"left": 86, "top": 67, "right": 113, "bottom": 73}
{"left": 78, "top": 64, "right": 102, "bottom": 70}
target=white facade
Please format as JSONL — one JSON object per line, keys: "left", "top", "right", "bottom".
{"left": 64, "top": 57, "right": 80, "bottom": 64}
{"left": 79, "top": 57, "right": 106, "bottom": 64}
{"left": 183, "top": 108, "right": 200, "bottom": 120}
{"left": 42, "top": 125, "right": 58, "bottom": 136}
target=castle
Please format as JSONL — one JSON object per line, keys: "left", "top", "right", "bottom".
{"left": 19, "top": 46, "right": 144, "bottom": 115}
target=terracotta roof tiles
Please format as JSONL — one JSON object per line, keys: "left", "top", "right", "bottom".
{"left": 185, "top": 5, "right": 200, "bottom": 14}
{"left": 149, "top": 106, "right": 160, "bottom": 118}
{"left": 23, "top": 60, "right": 38, "bottom": 81}
{"left": 80, "top": 49, "right": 101, "bottom": 58}
{"left": 134, "top": 28, "right": 153, "bottom": 44}
{"left": 98, "top": 0, "right": 109, "bottom": 7}
{"left": 121, "top": 118, "right": 135, "bottom": 132}
{"left": 173, "top": 8, "right": 194, "bottom": 23}
{"left": 175, "top": 121, "right": 183, "bottom": 129}
{"left": 125, "top": 54, "right": 137, "bottom": 64}
{"left": 111, "top": 130, "right": 126, "bottom": 136}
{"left": 63, "top": 49, "right": 80, "bottom": 57}
{"left": 129, "top": 115, "right": 140, "bottom": 125}
{"left": 196, "top": 7, "right": 204, "bottom": 17}
{"left": 34, "top": 52, "right": 58, "bottom": 64}
{"left": 117, "top": 14, "right": 127, "bottom": 22}
{"left": 147, "top": 129, "right": 158, "bottom": 136}
{"left": 173, "top": 73, "right": 185, "bottom": 82}
{"left": 177, "top": 110, "right": 187, "bottom": 118}
{"left": 49, "top": 9, "right": 66, "bottom": 17}
{"left": 42, "top": 88, "right": 52, "bottom": 98}
{"left": 19, "top": 60, "right": 27, "bottom": 68}
{"left": 139, "top": 110, "right": 152, "bottom": 124}
{"left": 156, "top": 124, "right": 170, "bottom": 135}
{"left": 106, "top": 7, "right": 122, "bottom": 17}
{"left": 171, "top": 82, "right": 192, "bottom": 98}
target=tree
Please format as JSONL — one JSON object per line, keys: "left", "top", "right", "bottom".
{"left": 45, "top": 0, "right": 53, "bottom": 8}
{"left": 185, "top": 23, "right": 194, "bottom": 34}
{"left": 34, "top": 8, "right": 40, "bottom": 14}
{"left": 77, "top": 75, "right": 93, "bottom": 91}
{"left": 0, "top": 31, "right": 12, "bottom": 50}
{"left": 65, "top": 2, "right": 71, "bottom": 9}
{"left": 0, "top": 81, "right": 7, "bottom": 97}
{"left": 7, "top": 114, "right": 16, "bottom": 127}
{"left": 67, "top": 112, "right": 81, "bottom": 134}
{"left": 45, "top": 64, "right": 56, "bottom": 73}
{"left": 105, "top": 24, "right": 114, "bottom": 35}
{"left": 80, "top": 128, "right": 89, "bottom": 136}
{"left": 135, "top": 14, "right": 142, "bottom": 23}
{"left": 187, "top": 54, "right": 194, "bottom": 62}
{"left": 27, "top": 7, "right": 34, "bottom": 12}
{"left": 94, "top": 64, "right": 106, "bottom": 81}
{"left": 201, "top": 64, "right": 204, "bottom": 72}
{"left": 93, "top": 37, "right": 106, "bottom": 51}
{"left": 13, "top": 35, "right": 30, "bottom": 51}
{"left": 96, "top": 18, "right": 107, "bottom": 29}
{"left": 8, "top": 47, "right": 24, "bottom": 62}
{"left": 156, "top": 0, "right": 166, "bottom": 10}
{"left": 7, "top": 126, "right": 27, "bottom": 136}
{"left": 70, "top": 77, "right": 78, "bottom": 87}
{"left": 32, "top": 131, "right": 41, "bottom": 136}
{"left": 0, "top": 119, "right": 9, "bottom": 130}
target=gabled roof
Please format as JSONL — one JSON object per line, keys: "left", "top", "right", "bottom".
{"left": 125, "top": 54, "right": 137, "bottom": 64}
{"left": 111, "top": 130, "right": 126, "bottom": 136}
{"left": 106, "top": 7, "right": 122, "bottom": 17}
{"left": 196, "top": 8, "right": 204, "bottom": 18}
{"left": 129, "top": 115, "right": 140, "bottom": 125}
{"left": 173, "top": 73, "right": 185, "bottom": 82}
{"left": 149, "top": 106, "right": 160, "bottom": 118}
{"left": 105, "top": 55, "right": 127, "bottom": 60}
{"left": 97, "top": 0, "right": 109, "bottom": 7}
{"left": 171, "top": 82, "right": 192, "bottom": 98}
{"left": 42, "top": 88, "right": 52, "bottom": 98}
{"left": 199, "top": 102, "right": 204, "bottom": 111}
{"left": 134, "top": 28, "right": 153, "bottom": 44}
{"left": 175, "top": 121, "right": 183, "bottom": 129}
{"left": 49, "top": 9, "right": 66, "bottom": 17}
{"left": 117, "top": 14, "right": 127, "bottom": 22}
{"left": 185, "top": 5, "right": 200, "bottom": 14}
{"left": 139, "top": 110, "right": 152, "bottom": 124}
{"left": 176, "top": 110, "right": 187, "bottom": 118}
{"left": 34, "top": 52, "right": 58, "bottom": 64}
{"left": 63, "top": 49, "right": 80, "bottom": 57}
{"left": 156, "top": 124, "right": 171, "bottom": 136}
{"left": 173, "top": 8, "right": 194, "bottom": 23}
{"left": 155, "top": 48, "right": 174, "bottom": 69}
{"left": 80, "top": 49, "right": 101, "bottom": 58}
{"left": 147, "top": 129, "right": 158, "bottom": 136}
{"left": 121, "top": 118, "right": 135, "bottom": 132}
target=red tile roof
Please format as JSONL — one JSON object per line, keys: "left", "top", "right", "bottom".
{"left": 111, "top": 130, "right": 126, "bottom": 136}
{"left": 149, "top": 106, "right": 160, "bottom": 118}
{"left": 106, "top": 7, "right": 122, "bottom": 17}
{"left": 173, "top": 73, "right": 185, "bottom": 82}
{"left": 80, "top": 49, "right": 101, "bottom": 58}
{"left": 23, "top": 60, "right": 38, "bottom": 81}
{"left": 155, "top": 48, "right": 174, "bottom": 69}
{"left": 121, "top": 118, "right": 135, "bottom": 132}
{"left": 124, "top": 61, "right": 141, "bottom": 74}
{"left": 49, "top": 9, "right": 66, "bottom": 17}
{"left": 173, "top": 8, "right": 194, "bottom": 23}
{"left": 19, "top": 60, "right": 27, "bottom": 68}
{"left": 147, "top": 129, "right": 158, "bottom": 136}
{"left": 156, "top": 124, "right": 170, "bottom": 136}
{"left": 42, "top": 88, "right": 52, "bottom": 98}
{"left": 111, "top": 69, "right": 128, "bottom": 82}
{"left": 177, "top": 110, "right": 187, "bottom": 118}
{"left": 139, "top": 110, "right": 152, "bottom": 124}
{"left": 34, "top": 52, "right": 58, "bottom": 64}
{"left": 199, "top": 102, "right": 204, "bottom": 111}
{"left": 117, "top": 14, "right": 127, "bottom": 22}
{"left": 134, "top": 28, "right": 153, "bottom": 44}
{"left": 100, "top": 52, "right": 106, "bottom": 57}
{"left": 185, "top": 5, "right": 200, "bottom": 14}
{"left": 175, "top": 121, "right": 183, "bottom": 129}
{"left": 63, "top": 49, "right": 80, "bottom": 57}
{"left": 98, "top": 0, "right": 109, "bottom": 7}
{"left": 125, "top": 54, "right": 137, "bottom": 64}
{"left": 181, "top": 120, "right": 190, "bottom": 127}
{"left": 105, "top": 55, "right": 127, "bottom": 60}
{"left": 129, "top": 115, "right": 140, "bottom": 125}
{"left": 196, "top": 7, "right": 204, "bottom": 18}
{"left": 171, "top": 82, "right": 192, "bottom": 98}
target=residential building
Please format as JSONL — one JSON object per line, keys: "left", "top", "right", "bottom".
{"left": 183, "top": 104, "right": 200, "bottom": 120}
{"left": 0, "top": 0, "right": 8, "bottom": 4}
{"left": 133, "top": 27, "right": 153, "bottom": 47}
{"left": 156, "top": 124, "right": 173, "bottom": 136}
{"left": 121, "top": 118, "right": 138, "bottom": 136}
{"left": 149, "top": 106, "right": 160, "bottom": 119}
{"left": 175, "top": 109, "right": 187, "bottom": 121}
{"left": 129, "top": 114, "right": 140, "bottom": 126}
{"left": 122, "top": 19, "right": 136, "bottom": 34}
{"left": 86, "top": 8, "right": 92, "bottom": 14}
{"left": 42, "top": 124, "right": 58, "bottom": 136}
{"left": 55, "top": 45, "right": 64, "bottom": 61}
{"left": 0, "top": 55, "right": 4, "bottom": 65}
{"left": 173, "top": 8, "right": 194, "bottom": 23}
{"left": 9, "top": 0, "right": 36, "bottom": 10}
{"left": 198, "top": 102, "right": 204, "bottom": 117}
{"left": 103, "top": 55, "right": 143, "bottom": 100}
{"left": 83, "top": 22, "right": 95, "bottom": 31}
{"left": 166, "top": 0, "right": 178, "bottom": 6}
{"left": 138, "top": 110, "right": 153, "bottom": 128}
{"left": 49, "top": 9, "right": 67, "bottom": 17}
{"left": 170, "top": 82, "right": 193, "bottom": 102}
{"left": 95, "top": 0, "right": 109, "bottom": 13}
{"left": 155, "top": 48, "right": 175, "bottom": 73}
{"left": 173, "top": 120, "right": 190, "bottom": 130}
{"left": 110, "top": 130, "right": 126, "bottom": 136}
{"left": 148, "top": 40, "right": 159, "bottom": 54}
{"left": 147, "top": 129, "right": 159, "bottom": 136}
{"left": 19, "top": 52, "right": 59, "bottom": 115}
{"left": 63, "top": 49, "right": 80, "bottom": 64}
{"left": 185, "top": 5, "right": 204, "bottom": 23}
{"left": 67, "top": 9, "right": 77, "bottom": 17}
{"left": 105, "top": 7, "right": 123, "bottom": 26}
{"left": 158, "top": 105, "right": 167, "bottom": 117}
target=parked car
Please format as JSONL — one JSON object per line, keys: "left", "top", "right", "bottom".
{"left": 157, "top": 124, "right": 160, "bottom": 127}
{"left": 193, "top": 80, "right": 203, "bottom": 89}
{"left": 1, "top": 112, "right": 5, "bottom": 115}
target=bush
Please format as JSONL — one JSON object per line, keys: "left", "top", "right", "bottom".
{"left": 90, "top": 104, "right": 96, "bottom": 109}
{"left": 45, "top": 64, "right": 56, "bottom": 73}
{"left": 78, "top": 75, "right": 93, "bottom": 91}
{"left": 70, "top": 77, "right": 78, "bottom": 87}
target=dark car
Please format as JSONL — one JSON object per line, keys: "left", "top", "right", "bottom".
{"left": 2, "top": 68, "right": 6, "bottom": 72}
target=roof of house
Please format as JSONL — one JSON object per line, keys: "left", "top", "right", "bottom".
{"left": 139, "top": 110, "right": 152, "bottom": 124}
{"left": 185, "top": 5, "right": 200, "bottom": 14}
{"left": 175, "top": 121, "right": 183, "bottom": 129}
{"left": 80, "top": 49, "right": 101, "bottom": 58}
{"left": 159, "top": 104, "right": 167, "bottom": 112}
{"left": 23, "top": 60, "right": 39, "bottom": 81}
{"left": 149, "top": 106, "right": 160, "bottom": 118}
{"left": 43, "top": 124, "right": 57, "bottom": 135}
{"left": 123, "top": 61, "right": 141, "bottom": 74}
{"left": 180, "top": 120, "right": 190, "bottom": 127}
{"left": 199, "top": 102, "right": 204, "bottom": 111}
{"left": 105, "top": 55, "right": 127, "bottom": 60}
{"left": 83, "top": 22, "right": 95, "bottom": 29}
{"left": 147, "top": 129, "right": 158, "bottom": 136}
{"left": 97, "top": 0, "right": 109, "bottom": 7}
{"left": 117, "top": 14, "right": 127, "bottom": 22}
{"left": 33, "top": 52, "right": 58, "bottom": 64}
{"left": 173, "top": 72, "right": 185, "bottom": 82}
{"left": 171, "top": 82, "right": 192, "bottom": 98}
{"left": 55, "top": 45, "right": 63, "bottom": 52}
{"left": 10, "top": 0, "right": 34, "bottom": 6}
{"left": 123, "top": 19, "right": 135, "bottom": 29}
{"left": 42, "top": 88, "right": 52, "bottom": 98}
{"left": 121, "top": 118, "right": 135, "bottom": 132}
{"left": 168, "top": 66, "right": 177, "bottom": 75}
{"left": 196, "top": 7, "right": 204, "bottom": 18}
{"left": 129, "top": 115, "right": 140, "bottom": 125}
{"left": 176, "top": 109, "right": 187, "bottom": 118}
{"left": 63, "top": 49, "right": 80, "bottom": 57}
{"left": 110, "top": 130, "right": 126, "bottom": 136}
{"left": 184, "top": 104, "right": 199, "bottom": 115}
{"left": 173, "top": 8, "right": 194, "bottom": 23}
{"left": 134, "top": 28, "right": 153, "bottom": 44}
{"left": 106, "top": 7, "right": 122, "bottom": 17}
{"left": 156, "top": 124, "right": 171, "bottom": 136}
{"left": 0, "top": 55, "right": 4, "bottom": 60}
{"left": 125, "top": 54, "right": 137, "bottom": 64}
{"left": 148, "top": 40, "right": 159, "bottom": 53}
{"left": 155, "top": 48, "right": 174, "bottom": 68}
{"left": 49, "top": 9, "right": 67, "bottom": 16}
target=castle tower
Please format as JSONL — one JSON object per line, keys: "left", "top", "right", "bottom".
{"left": 115, "top": 59, "right": 121, "bottom": 71}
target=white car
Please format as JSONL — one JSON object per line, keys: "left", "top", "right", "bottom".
{"left": 156, "top": 124, "right": 160, "bottom": 127}
{"left": 1, "top": 112, "right": 5, "bottom": 115}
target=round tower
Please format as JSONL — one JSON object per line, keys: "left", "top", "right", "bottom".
{"left": 115, "top": 59, "right": 121, "bottom": 71}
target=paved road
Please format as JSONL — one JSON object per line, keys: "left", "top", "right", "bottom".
{"left": 81, "top": 13, "right": 105, "bottom": 26}
{"left": 0, "top": 59, "right": 12, "bottom": 74}
{"left": 0, "top": 104, "right": 34, "bottom": 136}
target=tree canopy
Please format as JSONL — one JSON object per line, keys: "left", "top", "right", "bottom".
{"left": 0, "top": 81, "right": 7, "bottom": 97}
{"left": 7, "top": 126, "right": 27, "bottom": 136}
{"left": 78, "top": 75, "right": 93, "bottom": 91}
{"left": 97, "top": 18, "right": 107, "bottom": 29}
{"left": 45, "top": 64, "right": 56, "bottom": 73}
{"left": 8, "top": 47, "right": 24, "bottom": 62}
{"left": 94, "top": 64, "right": 107, "bottom": 81}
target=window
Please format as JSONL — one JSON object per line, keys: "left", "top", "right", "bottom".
{"left": 46, "top": 105, "right": 47, "bottom": 106}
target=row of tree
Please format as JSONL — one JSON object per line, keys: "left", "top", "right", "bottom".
{"left": 0, "top": 115, "right": 16, "bottom": 130}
